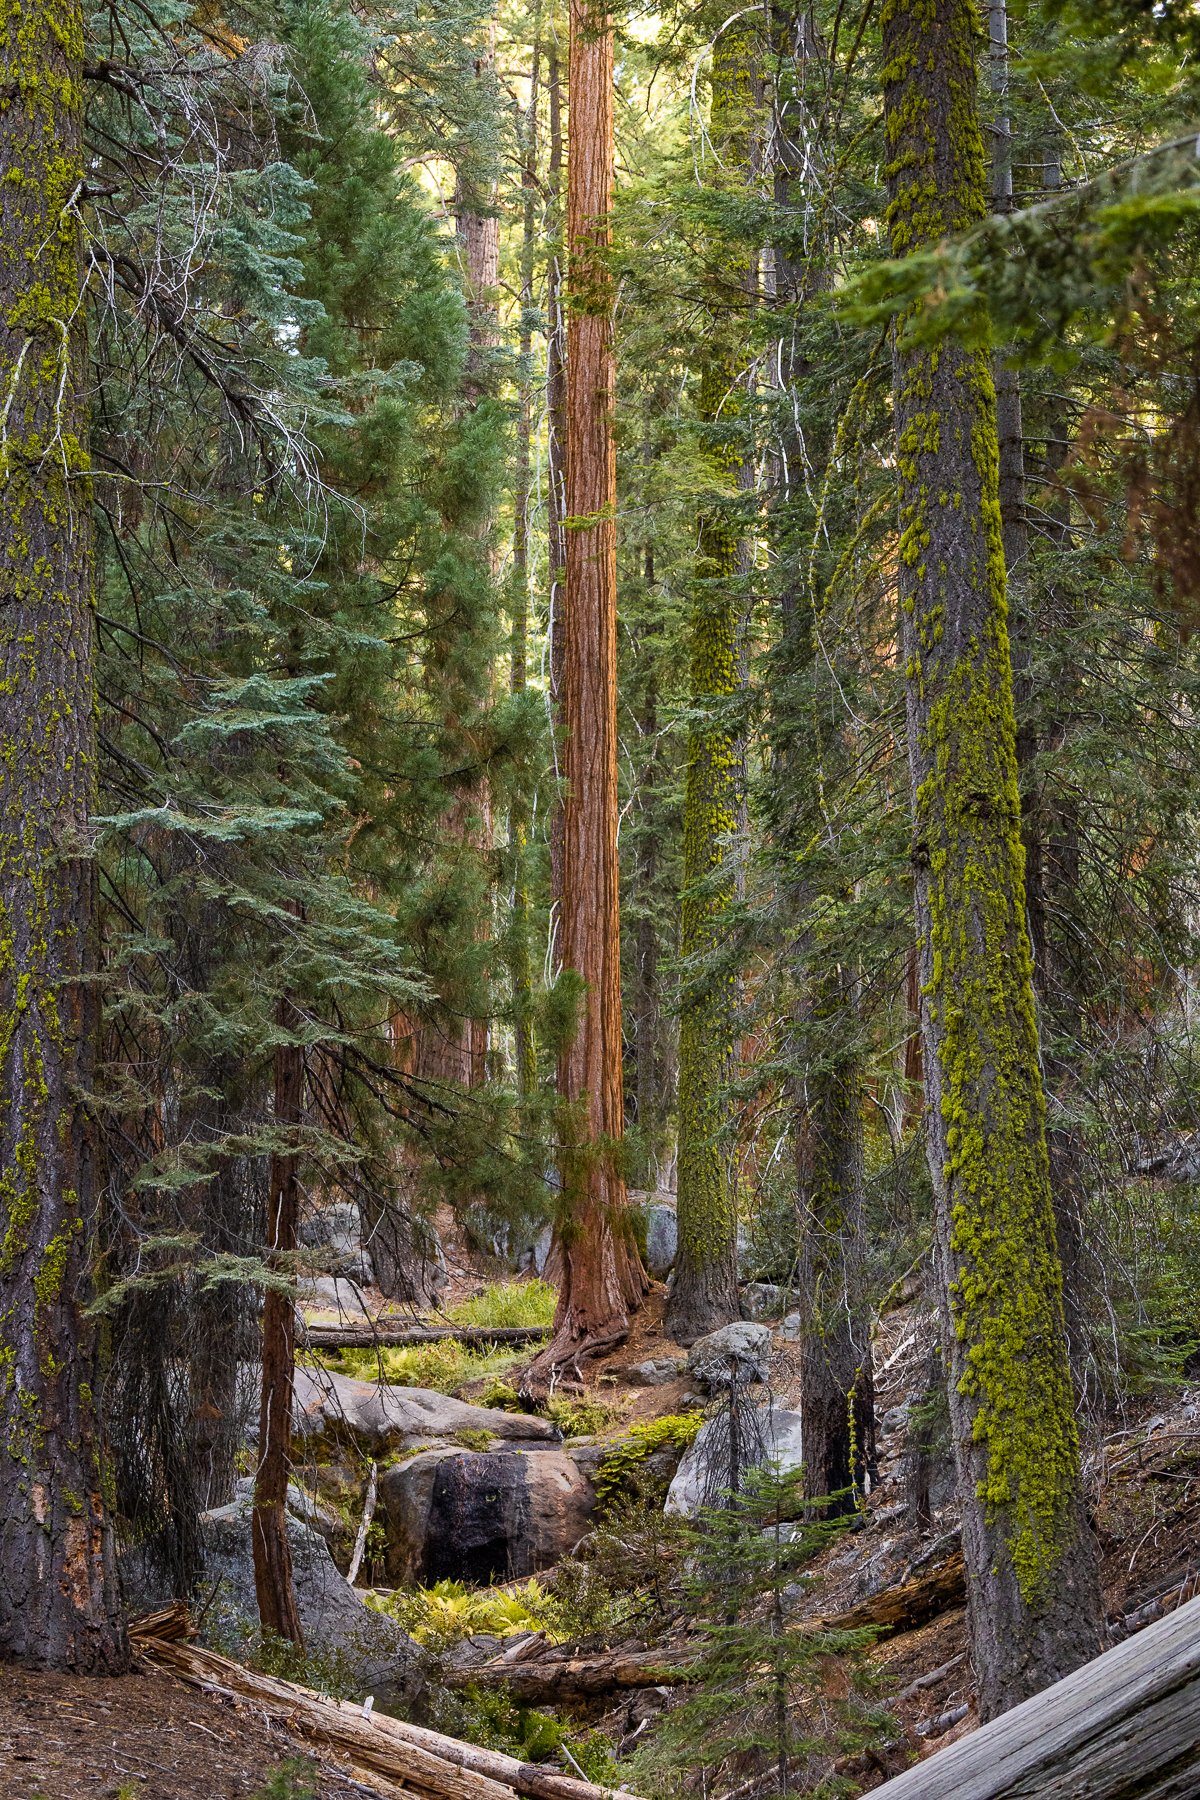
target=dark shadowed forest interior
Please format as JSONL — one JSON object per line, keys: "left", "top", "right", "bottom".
{"left": 5, "top": 0, "right": 1200, "bottom": 1794}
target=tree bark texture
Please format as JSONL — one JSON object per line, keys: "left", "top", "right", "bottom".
{"left": 668, "top": 26, "right": 754, "bottom": 1346}
{"left": 881, "top": 0, "right": 1103, "bottom": 1719}
{"left": 795, "top": 982, "right": 876, "bottom": 1511}
{"left": 253, "top": 998, "right": 304, "bottom": 1645}
{"left": 508, "top": 34, "right": 540, "bottom": 1100}
{"left": 867, "top": 1592, "right": 1200, "bottom": 1799}
{"left": 546, "top": 41, "right": 568, "bottom": 931}
{"left": 0, "top": 0, "right": 128, "bottom": 1673}
{"left": 529, "top": 0, "right": 646, "bottom": 1383}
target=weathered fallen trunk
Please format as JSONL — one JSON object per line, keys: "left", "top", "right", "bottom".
{"left": 446, "top": 1554, "right": 967, "bottom": 1702}
{"left": 868, "top": 1591, "right": 1200, "bottom": 1798}
{"left": 131, "top": 1626, "right": 645, "bottom": 1800}
{"left": 805, "top": 1552, "right": 965, "bottom": 1638}
{"left": 302, "top": 1325, "right": 548, "bottom": 1351}
{"left": 445, "top": 1649, "right": 694, "bottom": 1701}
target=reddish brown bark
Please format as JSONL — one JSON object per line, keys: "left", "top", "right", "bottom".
{"left": 526, "top": 0, "right": 646, "bottom": 1388}
{"left": 252, "top": 996, "right": 304, "bottom": 1646}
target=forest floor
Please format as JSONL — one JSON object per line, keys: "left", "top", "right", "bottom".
{"left": 0, "top": 1661, "right": 375, "bottom": 1800}
{"left": 4, "top": 1235, "right": 1199, "bottom": 1800}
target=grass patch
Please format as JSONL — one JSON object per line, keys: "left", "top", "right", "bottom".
{"left": 447, "top": 1278, "right": 557, "bottom": 1330}
{"left": 313, "top": 1339, "right": 521, "bottom": 1394}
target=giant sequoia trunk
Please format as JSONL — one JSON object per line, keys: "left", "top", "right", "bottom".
{"left": 0, "top": 0, "right": 128, "bottom": 1673}
{"left": 667, "top": 27, "right": 754, "bottom": 1346}
{"left": 528, "top": 0, "right": 646, "bottom": 1385}
{"left": 881, "top": 0, "right": 1103, "bottom": 1718}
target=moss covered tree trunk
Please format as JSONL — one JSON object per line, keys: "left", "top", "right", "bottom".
{"left": 527, "top": 0, "right": 646, "bottom": 1387}
{"left": 0, "top": 0, "right": 128, "bottom": 1673}
{"left": 667, "top": 26, "right": 755, "bottom": 1345}
{"left": 882, "top": 0, "right": 1103, "bottom": 1718}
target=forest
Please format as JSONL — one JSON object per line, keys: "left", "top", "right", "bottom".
{"left": 3, "top": 0, "right": 1200, "bottom": 1793}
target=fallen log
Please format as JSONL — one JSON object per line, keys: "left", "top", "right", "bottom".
{"left": 132, "top": 1629, "right": 645, "bottom": 1800}
{"left": 445, "top": 1649, "right": 695, "bottom": 1702}
{"left": 301, "top": 1324, "right": 549, "bottom": 1351}
{"left": 445, "top": 1555, "right": 967, "bottom": 1703}
{"left": 805, "top": 1552, "right": 965, "bottom": 1638}
{"left": 866, "top": 1590, "right": 1200, "bottom": 1799}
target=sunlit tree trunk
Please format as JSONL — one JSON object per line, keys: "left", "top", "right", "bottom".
{"left": 527, "top": 0, "right": 646, "bottom": 1386}
{"left": 0, "top": 0, "right": 128, "bottom": 1673}
{"left": 882, "top": 0, "right": 1102, "bottom": 1717}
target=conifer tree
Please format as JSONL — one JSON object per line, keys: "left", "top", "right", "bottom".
{"left": 881, "top": 0, "right": 1103, "bottom": 1713}
{"left": 530, "top": 0, "right": 647, "bottom": 1382}
{"left": 668, "top": 22, "right": 756, "bottom": 1345}
{"left": 0, "top": 0, "right": 127, "bottom": 1672}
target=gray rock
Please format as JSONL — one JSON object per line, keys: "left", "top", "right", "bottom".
{"left": 686, "top": 1321, "right": 772, "bottom": 1390}
{"left": 300, "top": 1202, "right": 375, "bottom": 1286}
{"left": 879, "top": 1404, "right": 909, "bottom": 1438}
{"left": 644, "top": 1203, "right": 678, "bottom": 1279}
{"left": 380, "top": 1448, "right": 593, "bottom": 1585}
{"left": 565, "top": 1439, "right": 607, "bottom": 1482}
{"left": 741, "top": 1283, "right": 788, "bottom": 1322}
{"left": 297, "top": 1274, "right": 375, "bottom": 1323}
{"left": 292, "top": 1365, "right": 560, "bottom": 1457}
{"left": 625, "top": 1356, "right": 685, "bottom": 1387}
{"left": 666, "top": 1403, "right": 804, "bottom": 1517}
{"left": 780, "top": 1312, "right": 803, "bottom": 1341}
{"left": 199, "top": 1495, "right": 421, "bottom": 1705}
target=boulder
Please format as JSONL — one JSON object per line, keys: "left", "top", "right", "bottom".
{"left": 297, "top": 1274, "right": 375, "bottom": 1324}
{"left": 300, "top": 1202, "right": 375, "bottom": 1286}
{"left": 380, "top": 1448, "right": 593, "bottom": 1585}
{"left": 780, "top": 1311, "right": 802, "bottom": 1341}
{"left": 198, "top": 1494, "right": 421, "bottom": 1705}
{"left": 644, "top": 1204, "right": 678, "bottom": 1279}
{"left": 666, "top": 1403, "right": 804, "bottom": 1516}
{"left": 292, "top": 1365, "right": 559, "bottom": 1458}
{"left": 625, "top": 1356, "right": 686, "bottom": 1387}
{"left": 686, "top": 1320, "right": 772, "bottom": 1390}
{"left": 740, "top": 1282, "right": 789, "bottom": 1321}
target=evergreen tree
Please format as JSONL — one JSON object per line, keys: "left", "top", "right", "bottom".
{"left": 0, "top": 0, "right": 128, "bottom": 1674}
{"left": 881, "top": 0, "right": 1103, "bottom": 1712}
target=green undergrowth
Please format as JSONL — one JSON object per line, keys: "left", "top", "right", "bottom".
{"left": 594, "top": 1413, "right": 703, "bottom": 1510}
{"left": 251, "top": 1764, "right": 319, "bottom": 1800}
{"left": 367, "top": 1576, "right": 566, "bottom": 1647}
{"left": 313, "top": 1338, "right": 521, "bottom": 1394}
{"left": 446, "top": 1278, "right": 557, "bottom": 1330}
{"left": 308, "top": 1281, "right": 556, "bottom": 1396}
{"left": 435, "top": 1687, "right": 619, "bottom": 1785}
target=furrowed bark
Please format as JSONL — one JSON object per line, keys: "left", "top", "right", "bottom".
{"left": 253, "top": 995, "right": 304, "bottom": 1645}
{"left": 668, "top": 24, "right": 754, "bottom": 1346}
{"left": 0, "top": 0, "right": 128, "bottom": 1674}
{"left": 526, "top": 0, "right": 646, "bottom": 1388}
{"left": 881, "top": 0, "right": 1103, "bottom": 1718}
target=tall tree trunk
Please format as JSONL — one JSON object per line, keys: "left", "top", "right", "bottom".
{"left": 526, "top": 0, "right": 646, "bottom": 1387}
{"left": 632, "top": 543, "right": 663, "bottom": 1179}
{"left": 509, "top": 32, "right": 541, "bottom": 1101}
{"left": 881, "top": 0, "right": 1102, "bottom": 1717}
{"left": 0, "top": 0, "right": 128, "bottom": 1674}
{"left": 546, "top": 39, "right": 568, "bottom": 938}
{"left": 668, "top": 24, "right": 756, "bottom": 1344}
{"left": 253, "top": 996, "right": 304, "bottom": 1645}
{"left": 795, "top": 975, "right": 876, "bottom": 1511}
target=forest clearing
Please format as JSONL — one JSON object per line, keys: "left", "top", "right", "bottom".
{"left": 3, "top": 0, "right": 1200, "bottom": 1794}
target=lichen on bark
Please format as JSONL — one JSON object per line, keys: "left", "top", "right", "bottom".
{"left": 881, "top": 0, "right": 1102, "bottom": 1717}
{"left": 0, "top": 0, "right": 127, "bottom": 1671}
{"left": 668, "top": 23, "right": 756, "bottom": 1346}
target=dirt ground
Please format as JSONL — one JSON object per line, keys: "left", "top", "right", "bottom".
{"left": 0, "top": 1663, "right": 382, "bottom": 1800}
